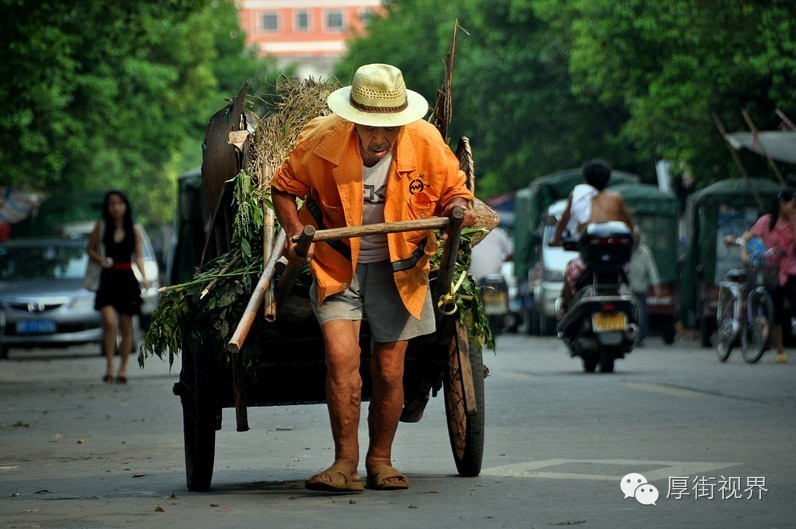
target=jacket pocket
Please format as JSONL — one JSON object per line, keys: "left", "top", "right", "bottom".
{"left": 319, "top": 198, "right": 346, "bottom": 227}
{"left": 408, "top": 191, "right": 436, "bottom": 220}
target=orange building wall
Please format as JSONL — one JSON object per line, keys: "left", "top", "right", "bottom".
{"left": 238, "top": 2, "right": 383, "bottom": 58}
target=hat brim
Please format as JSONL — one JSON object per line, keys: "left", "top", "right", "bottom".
{"left": 327, "top": 86, "right": 429, "bottom": 127}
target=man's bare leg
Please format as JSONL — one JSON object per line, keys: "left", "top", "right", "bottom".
{"left": 366, "top": 339, "right": 408, "bottom": 485}
{"left": 317, "top": 319, "right": 363, "bottom": 484}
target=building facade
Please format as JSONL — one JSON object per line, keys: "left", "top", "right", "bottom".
{"left": 237, "top": 0, "right": 384, "bottom": 79}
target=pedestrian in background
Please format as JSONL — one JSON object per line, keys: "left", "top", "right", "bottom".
{"left": 86, "top": 190, "right": 147, "bottom": 383}
{"left": 629, "top": 229, "right": 661, "bottom": 346}
{"left": 469, "top": 225, "right": 513, "bottom": 281}
{"left": 729, "top": 189, "right": 796, "bottom": 363}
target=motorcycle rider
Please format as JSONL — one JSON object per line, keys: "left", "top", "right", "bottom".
{"left": 549, "top": 159, "right": 634, "bottom": 315}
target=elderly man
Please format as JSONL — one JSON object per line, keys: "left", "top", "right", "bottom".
{"left": 272, "top": 63, "right": 475, "bottom": 492}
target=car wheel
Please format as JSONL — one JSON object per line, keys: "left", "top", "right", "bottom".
{"left": 0, "top": 344, "right": 9, "bottom": 360}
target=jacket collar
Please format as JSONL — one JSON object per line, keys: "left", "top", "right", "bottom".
{"left": 314, "top": 116, "right": 418, "bottom": 173}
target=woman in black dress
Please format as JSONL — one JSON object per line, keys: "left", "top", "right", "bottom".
{"left": 86, "top": 190, "right": 148, "bottom": 383}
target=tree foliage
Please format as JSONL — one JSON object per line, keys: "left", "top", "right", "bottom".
{"left": 0, "top": 0, "right": 280, "bottom": 225}
{"left": 530, "top": 0, "right": 795, "bottom": 185}
{"left": 336, "top": 0, "right": 795, "bottom": 197}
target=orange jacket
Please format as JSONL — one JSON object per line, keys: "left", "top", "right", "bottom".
{"left": 272, "top": 115, "right": 473, "bottom": 318}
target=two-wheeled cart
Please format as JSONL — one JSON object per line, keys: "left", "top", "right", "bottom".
{"left": 168, "top": 83, "right": 487, "bottom": 491}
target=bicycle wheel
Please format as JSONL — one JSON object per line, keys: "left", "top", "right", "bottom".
{"left": 741, "top": 290, "right": 773, "bottom": 364}
{"left": 715, "top": 287, "right": 737, "bottom": 362}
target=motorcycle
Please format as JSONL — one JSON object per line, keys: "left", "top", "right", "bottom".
{"left": 557, "top": 222, "right": 640, "bottom": 373}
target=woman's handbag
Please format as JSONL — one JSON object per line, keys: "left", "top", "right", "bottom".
{"left": 83, "top": 220, "right": 105, "bottom": 292}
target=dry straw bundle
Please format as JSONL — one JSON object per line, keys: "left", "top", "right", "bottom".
{"left": 246, "top": 76, "right": 341, "bottom": 192}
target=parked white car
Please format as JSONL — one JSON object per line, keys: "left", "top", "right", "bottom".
{"left": 0, "top": 229, "right": 160, "bottom": 359}
{"left": 529, "top": 199, "right": 579, "bottom": 335}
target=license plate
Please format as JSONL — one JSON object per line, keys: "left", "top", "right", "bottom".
{"left": 482, "top": 291, "right": 507, "bottom": 315}
{"left": 592, "top": 312, "right": 626, "bottom": 332}
{"left": 16, "top": 320, "right": 57, "bottom": 334}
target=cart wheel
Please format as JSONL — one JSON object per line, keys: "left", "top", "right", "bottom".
{"left": 443, "top": 320, "right": 485, "bottom": 477}
{"left": 178, "top": 343, "right": 217, "bottom": 491}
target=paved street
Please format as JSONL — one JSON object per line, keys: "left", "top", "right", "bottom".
{"left": 1, "top": 334, "right": 795, "bottom": 529}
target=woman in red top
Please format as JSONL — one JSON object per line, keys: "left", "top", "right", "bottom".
{"left": 737, "top": 189, "right": 796, "bottom": 363}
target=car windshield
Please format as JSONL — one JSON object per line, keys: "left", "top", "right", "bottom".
{"left": 0, "top": 244, "right": 87, "bottom": 281}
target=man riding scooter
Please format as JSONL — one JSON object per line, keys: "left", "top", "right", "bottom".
{"left": 549, "top": 159, "right": 634, "bottom": 316}
{"left": 549, "top": 159, "right": 639, "bottom": 372}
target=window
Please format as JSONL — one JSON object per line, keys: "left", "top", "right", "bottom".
{"left": 295, "top": 11, "right": 310, "bottom": 31}
{"left": 260, "top": 12, "right": 279, "bottom": 32}
{"left": 325, "top": 10, "right": 344, "bottom": 32}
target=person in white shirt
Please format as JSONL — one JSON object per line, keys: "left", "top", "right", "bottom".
{"left": 469, "top": 226, "right": 513, "bottom": 281}
{"left": 629, "top": 230, "right": 662, "bottom": 345}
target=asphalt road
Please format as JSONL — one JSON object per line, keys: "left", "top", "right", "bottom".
{"left": 1, "top": 334, "right": 794, "bottom": 529}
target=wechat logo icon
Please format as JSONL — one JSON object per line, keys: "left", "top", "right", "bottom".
{"left": 621, "top": 473, "right": 659, "bottom": 506}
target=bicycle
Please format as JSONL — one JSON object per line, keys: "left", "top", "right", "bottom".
{"left": 715, "top": 238, "right": 777, "bottom": 364}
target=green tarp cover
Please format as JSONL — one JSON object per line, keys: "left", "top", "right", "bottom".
{"left": 610, "top": 183, "right": 679, "bottom": 284}
{"left": 513, "top": 169, "right": 640, "bottom": 280}
{"left": 680, "top": 177, "right": 782, "bottom": 326}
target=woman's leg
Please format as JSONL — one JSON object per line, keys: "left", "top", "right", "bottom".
{"left": 100, "top": 306, "right": 117, "bottom": 379}
{"left": 117, "top": 314, "right": 134, "bottom": 378}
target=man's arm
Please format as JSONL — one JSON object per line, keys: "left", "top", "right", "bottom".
{"left": 616, "top": 197, "right": 634, "bottom": 234}
{"left": 438, "top": 197, "right": 476, "bottom": 228}
{"left": 550, "top": 195, "right": 573, "bottom": 246}
{"left": 272, "top": 189, "right": 314, "bottom": 263}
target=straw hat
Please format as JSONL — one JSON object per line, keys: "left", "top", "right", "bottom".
{"left": 327, "top": 64, "right": 429, "bottom": 127}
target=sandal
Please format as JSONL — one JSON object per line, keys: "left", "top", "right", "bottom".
{"left": 366, "top": 464, "right": 409, "bottom": 490}
{"left": 305, "top": 463, "right": 363, "bottom": 493}
{"left": 115, "top": 376, "right": 127, "bottom": 384}
{"left": 102, "top": 375, "right": 113, "bottom": 383}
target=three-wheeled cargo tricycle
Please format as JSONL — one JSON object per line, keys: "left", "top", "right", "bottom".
{"left": 151, "top": 80, "right": 491, "bottom": 492}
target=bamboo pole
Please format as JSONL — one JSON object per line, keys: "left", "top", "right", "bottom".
{"left": 262, "top": 205, "right": 277, "bottom": 321}
{"left": 712, "top": 112, "right": 750, "bottom": 178}
{"left": 231, "top": 353, "right": 248, "bottom": 431}
{"left": 227, "top": 229, "right": 287, "bottom": 354}
{"left": 711, "top": 112, "right": 764, "bottom": 209}
{"left": 775, "top": 108, "right": 795, "bottom": 130}
{"left": 742, "top": 109, "right": 786, "bottom": 186}
{"left": 200, "top": 252, "right": 240, "bottom": 299}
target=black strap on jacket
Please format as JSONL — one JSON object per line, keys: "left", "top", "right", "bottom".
{"left": 305, "top": 195, "right": 352, "bottom": 261}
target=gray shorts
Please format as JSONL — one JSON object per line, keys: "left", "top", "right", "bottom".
{"left": 309, "top": 260, "right": 436, "bottom": 343}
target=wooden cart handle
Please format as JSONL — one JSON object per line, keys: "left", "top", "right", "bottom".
{"left": 290, "top": 216, "right": 452, "bottom": 243}
{"left": 434, "top": 207, "right": 464, "bottom": 297}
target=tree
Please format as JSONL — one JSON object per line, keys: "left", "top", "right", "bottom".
{"left": 533, "top": 0, "right": 796, "bottom": 186}
{"left": 335, "top": 0, "right": 645, "bottom": 198}
{"left": 0, "top": 0, "right": 280, "bottom": 226}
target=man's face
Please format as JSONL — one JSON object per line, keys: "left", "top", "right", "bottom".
{"left": 355, "top": 124, "right": 402, "bottom": 167}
